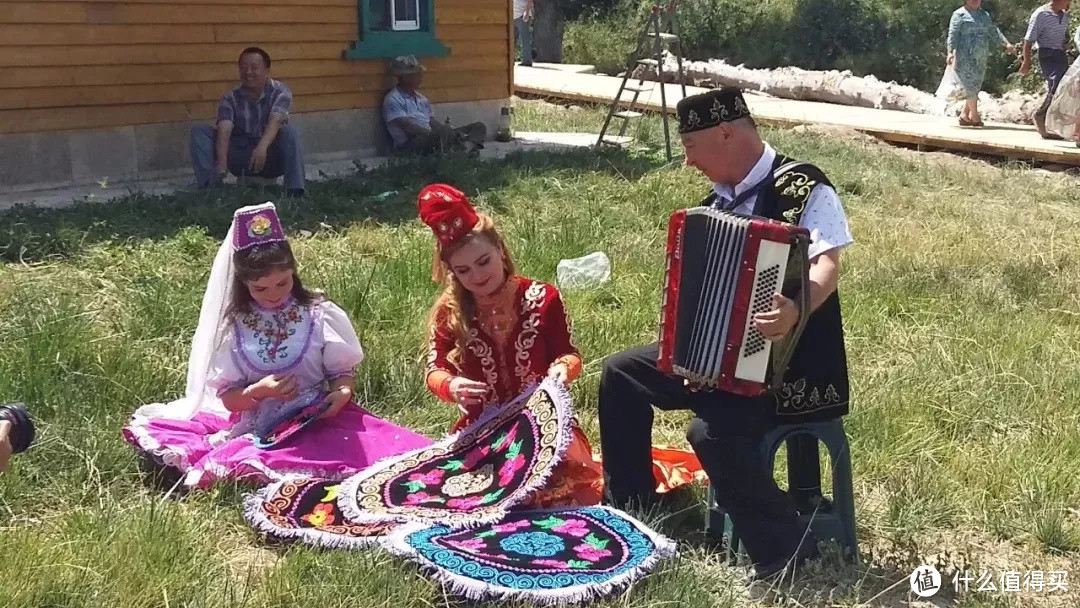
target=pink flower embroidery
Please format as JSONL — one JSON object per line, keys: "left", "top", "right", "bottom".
{"left": 553, "top": 519, "right": 590, "bottom": 538}
{"left": 408, "top": 469, "right": 445, "bottom": 485}
{"left": 462, "top": 446, "right": 491, "bottom": 469}
{"left": 405, "top": 491, "right": 440, "bottom": 505}
{"left": 499, "top": 454, "right": 526, "bottom": 485}
{"left": 450, "top": 538, "right": 487, "bottom": 553}
{"left": 574, "top": 544, "right": 613, "bottom": 562}
{"left": 493, "top": 423, "right": 519, "bottom": 452}
{"left": 532, "top": 559, "right": 570, "bottom": 569}
{"left": 493, "top": 519, "right": 531, "bottom": 533}
{"left": 447, "top": 496, "right": 485, "bottom": 510}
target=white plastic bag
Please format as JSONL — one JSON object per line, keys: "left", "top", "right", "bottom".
{"left": 556, "top": 252, "right": 611, "bottom": 290}
{"left": 935, "top": 65, "right": 966, "bottom": 101}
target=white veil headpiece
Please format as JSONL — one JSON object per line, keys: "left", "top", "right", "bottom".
{"left": 133, "top": 202, "right": 284, "bottom": 421}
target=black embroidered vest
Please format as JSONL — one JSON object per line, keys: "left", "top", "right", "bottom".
{"left": 707, "top": 154, "right": 851, "bottom": 423}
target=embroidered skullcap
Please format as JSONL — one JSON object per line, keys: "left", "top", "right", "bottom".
{"left": 232, "top": 202, "right": 288, "bottom": 251}
{"left": 418, "top": 183, "right": 480, "bottom": 246}
{"left": 676, "top": 87, "right": 752, "bottom": 134}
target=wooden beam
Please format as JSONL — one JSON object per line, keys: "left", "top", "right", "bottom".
{"left": 0, "top": 55, "right": 507, "bottom": 88}
{"left": 0, "top": 2, "right": 354, "bottom": 24}
{"left": 0, "top": 40, "right": 507, "bottom": 68}
{"left": 0, "top": 83, "right": 510, "bottom": 133}
{"left": 0, "top": 0, "right": 355, "bottom": 5}
{"left": 0, "top": 23, "right": 358, "bottom": 45}
{"left": 0, "top": 70, "right": 510, "bottom": 109}
{"left": 436, "top": 6, "right": 506, "bottom": 25}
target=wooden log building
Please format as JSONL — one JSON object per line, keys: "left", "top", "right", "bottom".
{"left": 0, "top": 0, "right": 514, "bottom": 192}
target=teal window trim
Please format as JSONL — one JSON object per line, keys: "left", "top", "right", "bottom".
{"left": 343, "top": 0, "right": 449, "bottom": 60}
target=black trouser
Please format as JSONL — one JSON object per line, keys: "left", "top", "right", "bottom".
{"left": 598, "top": 343, "right": 809, "bottom": 566}
{"left": 1036, "top": 48, "right": 1069, "bottom": 123}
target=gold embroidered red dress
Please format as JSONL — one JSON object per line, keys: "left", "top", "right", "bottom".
{"left": 426, "top": 275, "right": 603, "bottom": 507}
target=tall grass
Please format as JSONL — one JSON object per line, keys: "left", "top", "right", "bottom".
{"left": 0, "top": 103, "right": 1078, "bottom": 607}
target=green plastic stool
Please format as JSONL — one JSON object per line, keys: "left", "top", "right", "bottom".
{"left": 704, "top": 417, "right": 859, "bottom": 566}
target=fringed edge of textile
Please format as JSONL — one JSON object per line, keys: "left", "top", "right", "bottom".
{"left": 337, "top": 377, "right": 576, "bottom": 529}
{"left": 241, "top": 479, "right": 391, "bottom": 551}
{"left": 379, "top": 505, "right": 679, "bottom": 606}
{"left": 122, "top": 415, "right": 193, "bottom": 472}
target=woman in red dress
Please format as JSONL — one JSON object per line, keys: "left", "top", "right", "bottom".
{"left": 418, "top": 183, "right": 604, "bottom": 507}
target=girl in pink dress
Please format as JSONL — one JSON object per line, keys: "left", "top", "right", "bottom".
{"left": 123, "top": 203, "right": 432, "bottom": 489}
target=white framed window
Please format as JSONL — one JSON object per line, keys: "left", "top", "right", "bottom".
{"left": 391, "top": 0, "right": 420, "bottom": 31}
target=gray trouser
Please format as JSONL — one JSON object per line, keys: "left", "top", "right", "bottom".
{"left": 515, "top": 17, "right": 533, "bottom": 66}
{"left": 395, "top": 122, "right": 487, "bottom": 156}
{"left": 189, "top": 123, "right": 305, "bottom": 190}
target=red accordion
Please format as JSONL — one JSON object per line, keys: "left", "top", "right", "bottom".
{"left": 658, "top": 206, "right": 811, "bottom": 397}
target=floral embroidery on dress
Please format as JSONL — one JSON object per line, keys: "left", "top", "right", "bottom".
{"left": 563, "top": 306, "right": 579, "bottom": 351}
{"left": 426, "top": 327, "right": 455, "bottom": 375}
{"left": 237, "top": 301, "right": 310, "bottom": 369}
{"left": 523, "top": 282, "right": 545, "bottom": 312}
{"left": 466, "top": 328, "right": 498, "bottom": 389}
{"left": 514, "top": 313, "right": 542, "bottom": 384}
{"left": 512, "top": 282, "right": 546, "bottom": 385}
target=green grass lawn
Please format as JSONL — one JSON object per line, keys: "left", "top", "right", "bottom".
{"left": 1, "top": 101, "right": 1079, "bottom": 608}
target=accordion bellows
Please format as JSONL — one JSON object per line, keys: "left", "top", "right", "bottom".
{"left": 658, "top": 207, "right": 811, "bottom": 396}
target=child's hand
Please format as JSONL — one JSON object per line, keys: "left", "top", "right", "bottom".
{"left": 318, "top": 386, "right": 352, "bottom": 419}
{"left": 251, "top": 374, "right": 299, "bottom": 402}
{"left": 448, "top": 377, "right": 489, "bottom": 416}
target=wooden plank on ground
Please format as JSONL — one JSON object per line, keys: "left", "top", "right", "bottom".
{"left": 513, "top": 66, "right": 1080, "bottom": 167}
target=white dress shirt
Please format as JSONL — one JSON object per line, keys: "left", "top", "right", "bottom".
{"left": 711, "top": 143, "right": 854, "bottom": 260}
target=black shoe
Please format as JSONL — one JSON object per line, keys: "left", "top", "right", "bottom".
{"left": 751, "top": 540, "right": 821, "bottom": 582}
{"left": 792, "top": 493, "right": 833, "bottom": 518}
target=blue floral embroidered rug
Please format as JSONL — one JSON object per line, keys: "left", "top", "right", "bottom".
{"left": 242, "top": 379, "right": 679, "bottom": 604}
{"left": 337, "top": 378, "right": 574, "bottom": 529}
{"left": 243, "top": 478, "right": 399, "bottom": 549}
{"left": 382, "top": 506, "right": 677, "bottom": 605}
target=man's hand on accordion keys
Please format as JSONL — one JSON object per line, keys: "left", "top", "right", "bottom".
{"left": 753, "top": 293, "right": 801, "bottom": 342}
{"left": 682, "top": 378, "right": 712, "bottom": 393}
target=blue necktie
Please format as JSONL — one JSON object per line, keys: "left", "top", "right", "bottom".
{"left": 714, "top": 175, "right": 774, "bottom": 212}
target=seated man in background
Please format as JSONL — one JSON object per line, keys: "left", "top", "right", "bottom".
{"left": 189, "top": 47, "right": 306, "bottom": 196}
{"left": 0, "top": 403, "right": 35, "bottom": 474}
{"left": 382, "top": 55, "right": 487, "bottom": 155}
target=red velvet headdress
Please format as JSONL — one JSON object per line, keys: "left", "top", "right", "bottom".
{"left": 418, "top": 183, "right": 480, "bottom": 246}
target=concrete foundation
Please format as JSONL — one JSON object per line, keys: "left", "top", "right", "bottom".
{"left": 0, "top": 98, "right": 508, "bottom": 195}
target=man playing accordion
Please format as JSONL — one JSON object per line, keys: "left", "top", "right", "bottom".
{"left": 598, "top": 88, "right": 854, "bottom": 582}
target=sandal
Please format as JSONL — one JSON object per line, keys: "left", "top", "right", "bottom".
{"left": 959, "top": 117, "right": 974, "bottom": 127}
